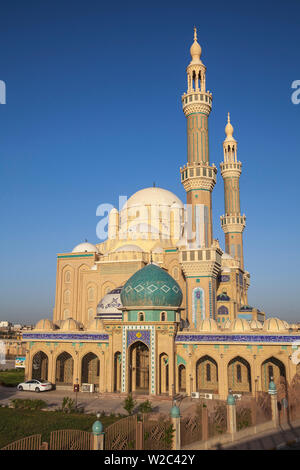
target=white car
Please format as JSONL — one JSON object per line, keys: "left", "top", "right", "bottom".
{"left": 17, "top": 379, "right": 52, "bottom": 393}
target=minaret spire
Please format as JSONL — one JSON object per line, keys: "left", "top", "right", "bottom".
{"left": 220, "top": 114, "right": 246, "bottom": 269}
{"left": 179, "top": 30, "right": 222, "bottom": 329}
{"left": 180, "top": 28, "right": 216, "bottom": 247}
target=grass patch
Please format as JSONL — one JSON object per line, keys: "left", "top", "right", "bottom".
{"left": 0, "top": 407, "right": 120, "bottom": 449}
{"left": 0, "top": 369, "right": 24, "bottom": 387}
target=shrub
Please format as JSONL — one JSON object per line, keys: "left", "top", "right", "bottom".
{"left": 60, "top": 396, "right": 83, "bottom": 414}
{"left": 11, "top": 399, "right": 47, "bottom": 410}
{"left": 123, "top": 394, "right": 136, "bottom": 415}
{"left": 138, "top": 400, "right": 153, "bottom": 414}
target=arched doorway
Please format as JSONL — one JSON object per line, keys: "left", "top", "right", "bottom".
{"left": 196, "top": 356, "right": 218, "bottom": 393}
{"left": 114, "top": 351, "right": 121, "bottom": 392}
{"left": 261, "top": 357, "right": 286, "bottom": 393}
{"left": 178, "top": 364, "right": 186, "bottom": 392}
{"left": 32, "top": 352, "right": 48, "bottom": 381}
{"left": 129, "top": 341, "right": 149, "bottom": 394}
{"left": 81, "top": 353, "right": 100, "bottom": 389}
{"left": 228, "top": 356, "right": 252, "bottom": 393}
{"left": 55, "top": 352, "right": 74, "bottom": 385}
{"left": 159, "top": 353, "right": 169, "bottom": 395}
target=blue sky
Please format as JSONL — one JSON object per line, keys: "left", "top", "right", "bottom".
{"left": 0, "top": 0, "right": 299, "bottom": 323}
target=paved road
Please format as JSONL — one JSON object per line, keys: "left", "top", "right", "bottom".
{"left": 0, "top": 385, "right": 192, "bottom": 416}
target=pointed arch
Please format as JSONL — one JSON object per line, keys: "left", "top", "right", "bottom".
{"left": 227, "top": 356, "right": 252, "bottom": 393}
{"left": 196, "top": 355, "right": 218, "bottom": 393}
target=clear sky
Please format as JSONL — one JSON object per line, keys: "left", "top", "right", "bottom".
{"left": 0, "top": 0, "right": 299, "bottom": 324}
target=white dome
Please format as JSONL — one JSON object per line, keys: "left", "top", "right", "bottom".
{"left": 123, "top": 187, "right": 183, "bottom": 209}
{"left": 96, "top": 287, "right": 123, "bottom": 321}
{"left": 232, "top": 318, "right": 251, "bottom": 332}
{"left": 263, "top": 317, "right": 288, "bottom": 332}
{"left": 114, "top": 244, "right": 143, "bottom": 252}
{"left": 60, "top": 318, "right": 81, "bottom": 331}
{"left": 199, "top": 318, "right": 219, "bottom": 332}
{"left": 72, "top": 242, "right": 98, "bottom": 253}
{"left": 35, "top": 318, "right": 54, "bottom": 331}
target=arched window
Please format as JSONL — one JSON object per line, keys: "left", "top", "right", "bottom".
{"left": 172, "top": 266, "right": 179, "bottom": 280}
{"left": 237, "top": 364, "right": 242, "bottom": 382}
{"left": 218, "top": 306, "right": 229, "bottom": 316}
{"left": 64, "top": 289, "right": 71, "bottom": 304}
{"left": 268, "top": 365, "right": 274, "bottom": 382}
{"left": 206, "top": 363, "right": 211, "bottom": 382}
{"left": 139, "top": 312, "right": 145, "bottom": 322}
{"left": 64, "top": 270, "right": 71, "bottom": 283}
{"left": 88, "top": 287, "right": 95, "bottom": 302}
{"left": 161, "top": 312, "right": 166, "bottom": 321}
{"left": 63, "top": 309, "right": 70, "bottom": 319}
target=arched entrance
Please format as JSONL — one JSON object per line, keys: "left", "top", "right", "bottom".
{"left": 196, "top": 355, "right": 218, "bottom": 393}
{"left": 129, "top": 341, "right": 149, "bottom": 394}
{"left": 114, "top": 351, "right": 121, "bottom": 392}
{"left": 228, "top": 356, "right": 252, "bottom": 393}
{"left": 55, "top": 352, "right": 74, "bottom": 385}
{"left": 32, "top": 351, "right": 48, "bottom": 381}
{"left": 261, "top": 357, "right": 286, "bottom": 393}
{"left": 81, "top": 353, "right": 100, "bottom": 388}
{"left": 159, "top": 353, "right": 169, "bottom": 395}
{"left": 178, "top": 364, "right": 186, "bottom": 392}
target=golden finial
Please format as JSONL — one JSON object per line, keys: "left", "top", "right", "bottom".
{"left": 227, "top": 112, "right": 231, "bottom": 123}
{"left": 194, "top": 26, "right": 197, "bottom": 42}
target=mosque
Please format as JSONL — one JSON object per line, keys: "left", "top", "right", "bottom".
{"left": 23, "top": 29, "right": 300, "bottom": 400}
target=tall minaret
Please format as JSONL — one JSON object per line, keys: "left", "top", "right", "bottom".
{"left": 179, "top": 29, "right": 222, "bottom": 329}
{"left": 220, "top": 114, "right": 246, "bottom": 269}
{"left": 180, "top": 28, "right": 217, "bottom": 247}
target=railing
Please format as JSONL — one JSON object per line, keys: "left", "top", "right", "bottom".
{"left": 143, "top": 414, "right": 172, "bottom": 450}
{"left": 1, "top": 434, "right": 42, "bottom": 450}
{"left": 49, "top": 429, "right": 93, "bottom": 450}
{"left": 105, "top": 415, "right": 137, "bottom": 450}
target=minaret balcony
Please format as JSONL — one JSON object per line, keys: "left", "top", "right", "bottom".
{"left": 220, "top": 214, "right": 246, "bottom": 233}
{"left": 220, "top": 161, "right": 242, "bottom": 177}
{"left": 180, "top": 162, "right": 217, "bottom": 191}
{"left": 179, "top": 246, "right": 222, "bottom": 277}
{"left": 182, "top": 91, "right": 212, "bottom": 116}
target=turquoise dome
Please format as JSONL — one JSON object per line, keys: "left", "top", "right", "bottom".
{"left": 92, "top": 419, "right": 103, "bottom": 435}
{"left": 121, "top": 263, "right": 183, "bottom": 308}
{"left": 170, "top": 405, "right": 180, "bottom": 418}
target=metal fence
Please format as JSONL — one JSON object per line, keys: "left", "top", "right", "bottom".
{"left": 1, "top": 434, "right": 42, "bottom": 450}
{"left": 49, "top": 429, "right": 93, "bottom": 450}
{"left": 105, "top": 414, "right": 138, "bottom": 450}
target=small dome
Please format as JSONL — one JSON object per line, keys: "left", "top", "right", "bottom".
{"left": 190, "top": 27, "right": 202, "bottom": 62}
{"left": 263, "top": 317, "right": 288, "bottom": 332}
{"left": 232, "top": 318, "right": 251, "bottom": 332}
{"left": 114, "top": 244, "right": 143, "bottom": 252}
{"left": 239, "top": 305, "right": 253, "bottom": 312}
{"left": 250, "top": 320, "right": 263, "bottom": 330}
{"left": 60, "top": 317, "right": 81, "bottom": 331}
{"left": 121, "top": 263, "right": 182, "bottom": 308}
{"left": 88, "top": 318, "right": 105, "bottom": 331}
{"left": 223, "top": 319, "right": 232, "bottom": 330}
{"left": 199, "top": 318, "right": 219, "bottom": 332}
{"left": 96, "top": 287, "right": 123, "bottom": 321}
{"left": 34, "top": 318, "right": 54, "bottom": 331}
{"left": 225, "top": 113, "right": 236, "bottom": 142}
{"left": 72, "top": 242, "right": 98, "bottom": 253}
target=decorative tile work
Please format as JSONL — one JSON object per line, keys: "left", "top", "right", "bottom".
{"left": 192, "top": 287, "right": 205, "bottom": 328}
{"left": 121, "top": 325, "right": 156, "bottom": 395}
{"left": 127, "top": 330, "right": 151, "bottom": 348}
{"left": 23, "top": 333, "right": 109, "bottom": 341}
{"left": 175, "top": 334, "right": 300, "bottom": 343}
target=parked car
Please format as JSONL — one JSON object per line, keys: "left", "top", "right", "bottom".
{"left": 17, "top": 379, "right": 52, "bottom": 393}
